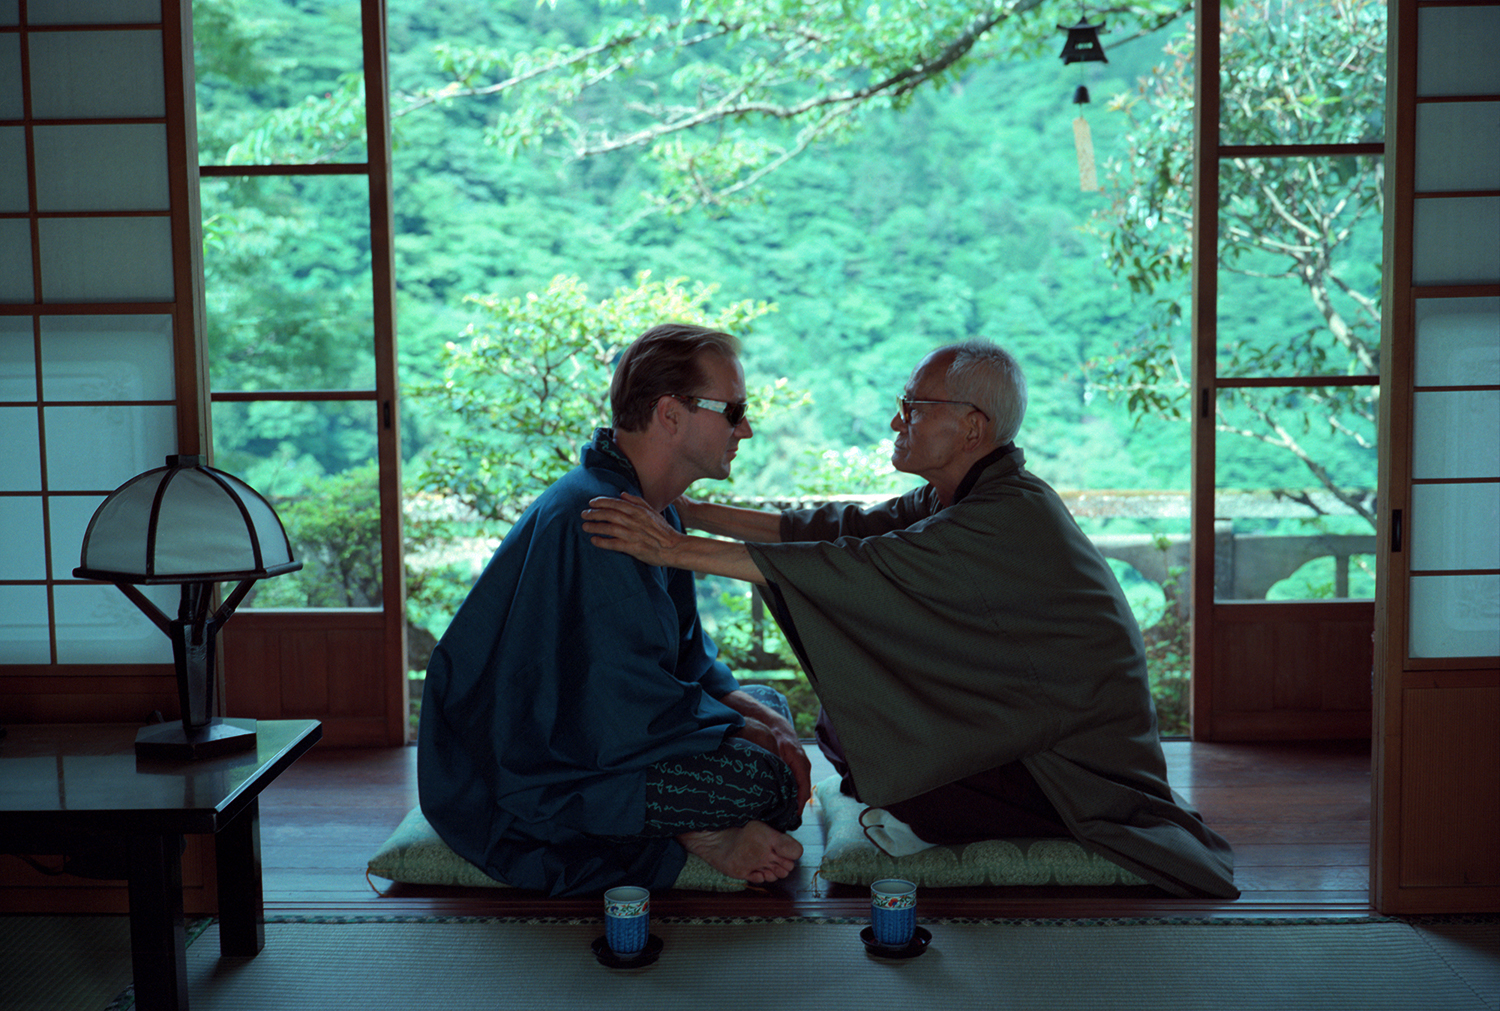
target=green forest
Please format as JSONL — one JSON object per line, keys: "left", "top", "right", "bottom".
{"left": 191, "top": 0, "right": 1387, "bottom": 734}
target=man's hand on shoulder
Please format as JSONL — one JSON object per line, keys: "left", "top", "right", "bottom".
{"left": 584, "top": 494, "right": 769, "bottom": 584}
{"left": 582, "top": 493, "right": 686, "bottom": 568}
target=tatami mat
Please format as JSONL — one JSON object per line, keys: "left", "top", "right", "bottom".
{"left": 4, "top": 914, "right": 1496, "bottom": 1011}
{"left": 181, "top": 918, "right": 1500, "bottom": 1011}
{"left": 0, "top": 915, "right": 134, "bottom": 1011}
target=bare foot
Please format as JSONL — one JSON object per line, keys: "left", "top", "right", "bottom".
{"left": 678, "top": 821, "right": 803, "bottom": 883}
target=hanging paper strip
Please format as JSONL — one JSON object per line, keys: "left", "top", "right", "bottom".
{"left": 1073, "top": 115, "right": 1099, "bottom": 192}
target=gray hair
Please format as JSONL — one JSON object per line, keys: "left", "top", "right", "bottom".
{"left": 935, "top": 339, "right": 1028, "bottom": 445}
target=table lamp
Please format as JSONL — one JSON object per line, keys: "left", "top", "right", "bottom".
{"left": 74, "top": 455, "right": 303, "bottom": 759}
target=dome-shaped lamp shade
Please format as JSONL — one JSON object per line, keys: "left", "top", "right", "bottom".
{"left": 75, "top": 455, "right": 302, "bottom": 583}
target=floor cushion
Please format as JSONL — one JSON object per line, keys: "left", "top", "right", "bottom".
{"left": 812, "top": 775, "right": 1147, "bottom": 887}
{"left": 366, "top": 806, "right": 747, "bottom": 892}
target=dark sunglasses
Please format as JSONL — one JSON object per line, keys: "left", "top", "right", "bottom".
{"left": 669, "top": 394, "right": 749, "bottom": 427}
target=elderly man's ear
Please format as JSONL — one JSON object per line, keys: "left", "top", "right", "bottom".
{"left": 966, "top": 416, "right": 988, "bottom": 449}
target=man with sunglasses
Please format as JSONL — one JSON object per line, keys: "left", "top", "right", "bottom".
{"left": 420, "top": 323, "right": 808, "bottom": 897}
{"left": 584, "top": 339, "right": 1238, "bottom": 899}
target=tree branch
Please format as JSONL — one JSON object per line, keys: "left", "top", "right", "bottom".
{"left": 573, "top": 2, "right": 1043, "bottom": 158}
{"left": 1218, "top": 404, "right": 1375, "bottom": 526}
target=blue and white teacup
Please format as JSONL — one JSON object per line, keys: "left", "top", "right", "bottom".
{"left": 603, "top": 885, "right": 650, "bottom": 956}
{"left": 870, "top": 878, "right": 917, "bottom": 948}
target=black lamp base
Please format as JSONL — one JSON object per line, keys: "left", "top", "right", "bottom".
{"left": 135, "top": 717, "right": 258, "bottom": 760}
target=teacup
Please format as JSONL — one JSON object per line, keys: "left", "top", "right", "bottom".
{"left": 603, "top": 885, "right": 650, "bottom": 956}
{"left": 869, "top": 878, "right": 917, "bottom": 948}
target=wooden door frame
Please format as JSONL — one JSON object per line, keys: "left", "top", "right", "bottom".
{"left": 1371, "top": 0, "right": 1500, "bottom": 914}
{"left": 1189, "top": 0, "right": 1379, "bottom": 744}
{"left": 207, "top": 0, "right": 407, "bottom": 747}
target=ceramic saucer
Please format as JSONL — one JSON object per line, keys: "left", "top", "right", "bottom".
{"left": 591, "top": 933, "right": 663, "bottom": 968}
{"left": 860, "top": 924, "right": 932, "bottom": 959}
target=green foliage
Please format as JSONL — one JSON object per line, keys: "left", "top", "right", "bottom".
{"left": 199, "top": 0, "right": 1196, "bottom": 497}
{"left": 192, "top": 0, "right": 275, "bottom": 88}
{"left": 787, "top": 441, "right": 905, "bottom": 501}
{"left": 195, "top": 0, "right": 1393, "bottom": 733}
{"left": 252, "top": 465, "right": 383, "bottom": 607}
{"left": 245, "top": 464, "right": 466, "bottom": 674}
{"left": 222, "top": 72, "right": 368, "bottom": 166}
{"left": 389, "top": 0, "right": 1196, "bottom": 213}
{"left": 194, "top": 0, "right": 368, "bottom": 163}
{"left": 1267, "top": 552, "right": 1376, "bottom": 600}
{"left": 1085, "top": 0, "right": 1386, "bottom": 526}
{"left": 1140, "top": 538, "right": 1191, "bottom": 737}
{"left": 199, "top": 173, "right": 378, "bottom": 497}
{"left": 407, "top": 272, "right": 776, "bottom": 526}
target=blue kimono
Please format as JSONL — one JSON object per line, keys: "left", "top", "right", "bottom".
{"left": 418, "top": 429, "right": 745, "bottom": 895}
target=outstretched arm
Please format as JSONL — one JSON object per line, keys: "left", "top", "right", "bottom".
{"left": 674, "top": 495, "right": 784, "bottom": 543}
{"left": 583, "top": 493, "right": 769, "bottom": 585}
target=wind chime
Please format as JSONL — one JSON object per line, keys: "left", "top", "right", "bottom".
{"left": 1058, "top": 15, "right": 1109, "bottom": 191}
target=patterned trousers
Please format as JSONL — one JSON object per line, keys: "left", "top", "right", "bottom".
{"left": 637, "top": 684, "right": 802, "bottom": 835}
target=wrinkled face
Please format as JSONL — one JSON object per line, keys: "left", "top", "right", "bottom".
{"left": 678, "top": 351, "right": 752, "bottom": 482}
{"left": 889, "top": 353, "right": 971, "bottom": 481}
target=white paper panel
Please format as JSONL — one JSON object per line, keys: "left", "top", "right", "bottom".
{"left": 48, "top": 493, "right": 105, "bottom": 582}
{"left": 1409, "top": 574, "right": 1500, "bottom": 658}
{"left": 0, "top": 496, "right": 45, "bottom": 579}
{"left": 1413, "top": 197, "right": 1500, "bottom": 286}
{"left": 43, "top": 404, "right": 175, "bottom": 491}
{"left": 27, "top": 0, "right": 161, "bottom": 24}
{"left": 1412, "top": 390, "right": 1500, "bottom": 481}
{"left": 0, "top": 1, "right": 18, "bottom": 27}
{"left": 53, "top": 583, "right": 175, "bottom": 664}
{"left": 0, "top": 126, "right": 27, "bottom": 212}
{"left": 0, "top": 585, "right": 51, "bottom": 664}
{"left": 34, "top": 125, "right": 171, "bottom": 212}
{"left": 0, "top": 316, "right": 35, "bottom": 400}
{"left": 0, "top": 218, "right": 33, "bottom": 303}
{"left": 0, "top": 406, "right": 41, "bottom": 491}
{"left": 40, "top": 315, "right": 174, "bottom": 401}
{"left": 1414, "top": 297, "right": 1500, "bottom": 388}
{"left": 0, "top": 33, "right": 20, "bottom": 119}
{"left": 1418, "top": 6, "right": 1500, "bottom": 97}
{"left": 1410, "top": 483, "right": 1500, "bottom": 573}
{"left": 39, "top": 217, "right": 175, "bottom": 303}
{"left": 1416, "top": 102, "right": 1500, "bottom": 193}
{"left": 28, "top": 31, "right": 165, "bottom": 119}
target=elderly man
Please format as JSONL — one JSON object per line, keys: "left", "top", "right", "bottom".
{"left": 583, "top": 339, "right": 1238, "bottom": 899}
{"left": 419, "top": 323, "right": 809, "bottom": 897}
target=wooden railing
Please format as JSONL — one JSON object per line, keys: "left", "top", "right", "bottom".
{"left": 730, "top": 489, "right": 1377, "bottom": 665}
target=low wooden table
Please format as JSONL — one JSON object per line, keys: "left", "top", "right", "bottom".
{"left": 0, "top": 718, "right": 322, "bottom": 1011}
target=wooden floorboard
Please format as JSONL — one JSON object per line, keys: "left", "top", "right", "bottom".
{"left": 257, "top": 738, "right": 1375, "bottom": 921}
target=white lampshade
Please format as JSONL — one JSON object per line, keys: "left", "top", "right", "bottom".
{"left": 74, "top": 455, "right": 300, "bottom": 583}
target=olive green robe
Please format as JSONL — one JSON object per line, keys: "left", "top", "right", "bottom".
{"left": 747, "top": 449, "right": 1238, "bottom": 899}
